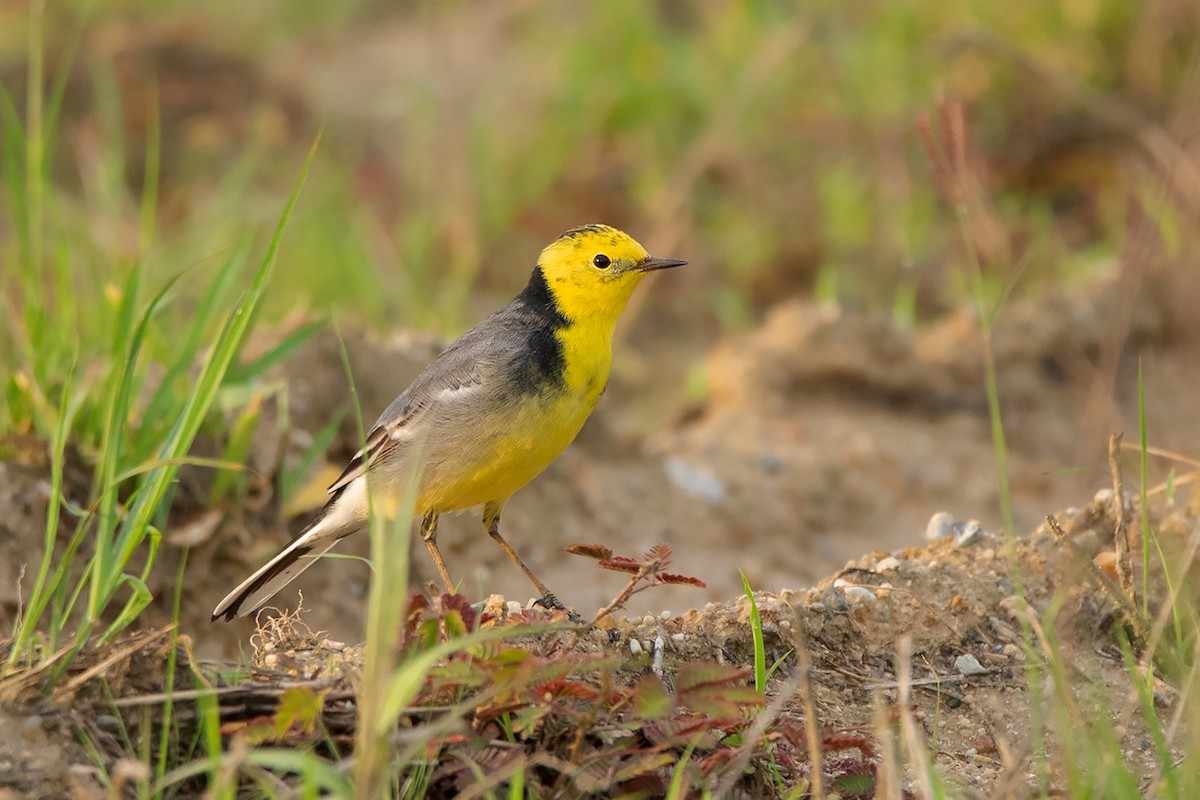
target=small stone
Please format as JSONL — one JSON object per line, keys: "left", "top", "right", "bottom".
{"left": 972, "top": 734, "right": 998, "bottom": 754}
{"left": 955, "top": 653, "right": 987, "bottom": 675}
{"left": 664, "top": 456, "right": 726, "bottom": 502}
{"left": 759, "top": 454, "right": 786, "bottom": 473}
{"left": 96, "top": 715, "right": 123, "bottom": 734}
{"left": 1093, "top": 550, "right": 1119, "bottom": 580}
{"left": 953, "top": 520, "right": 983, "bottom": 547}
{"left": 660, "top": 610, "right": 673, "bottom": 620}
{"left": 629, "top": 639, "right": 643, "bottom": 655}
{"left": 642, "top": 615, "right": 656, "bottom": 628}
{"left": 506, "top": 600, "right": 523, "bottom": 614}
{"left": 1002, "top": 643, "right": 1024, "bottom": 660}
{"left": 822, "top": 587, "right": 850, "bottom": 613}
{"left": 997, "top": 595, "right": 1024, "bottom": 619}
{"left": 672, "top": 632, "right": 686, "bottom": 642}
{"left": 843, "top": 586, "right": 877, "bottom": 604}
{"left": 875, "top": 556, "right": 901, "bottom": 571}
{"left": 926, "top": 511, "right": 957, "bottom": 541}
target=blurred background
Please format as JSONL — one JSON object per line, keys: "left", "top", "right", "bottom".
{"left": 3, "top": 0, "right": 1200, "bottom": 653}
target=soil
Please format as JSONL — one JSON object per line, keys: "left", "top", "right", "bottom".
{"left": 179, "top": 267, "right": 1200, "bottom": 655}
{"left": 2, "top": 270, "right": 1199, "bottom": 796}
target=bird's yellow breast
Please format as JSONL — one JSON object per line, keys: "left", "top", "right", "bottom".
{"left": 417, "top": 320, "right": 613, "bottom": 512}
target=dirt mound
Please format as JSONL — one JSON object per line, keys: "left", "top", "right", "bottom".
{"left": 3, "top": 489, "right": 1194, "bottom": 797}
{"left": 188, "top": 271, "right": 1196, "bottom": 658}
{"left": 5, "top": 273, "right": 1198, "bottom": 665}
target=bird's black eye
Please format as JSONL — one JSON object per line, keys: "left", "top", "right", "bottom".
{"left": 593, "top": 254, "right": 611, "bottom": 269}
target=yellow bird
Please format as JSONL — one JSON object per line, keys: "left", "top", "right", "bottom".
{"left": 213, "top": 224, "right": 685, "bottom": 620}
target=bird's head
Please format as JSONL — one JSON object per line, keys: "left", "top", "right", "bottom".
{"left": 535, "top": 224, "right": 686, "bottom": 323}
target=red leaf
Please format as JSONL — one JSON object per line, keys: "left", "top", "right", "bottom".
{"left": 643, "top": 544, "right": 672, "bottom": 563}
{"left": 533, "top": 678, "right": 601, "bottom": 702}
{"left": 565, "top": 543, "right": 614, "bottom": 561}
{"left": 658, "top": 572, "right": 706, "bottom": 587}
{"left": 597, "top": 558, "right": 642, "bottom": 574}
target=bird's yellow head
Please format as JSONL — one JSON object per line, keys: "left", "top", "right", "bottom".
{"left": 535, "top": 224, "right": 686, "bottom": 323}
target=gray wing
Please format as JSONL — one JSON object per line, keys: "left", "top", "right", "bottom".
{"left": 326, "top": 315, "right": 527, "bottom": 496}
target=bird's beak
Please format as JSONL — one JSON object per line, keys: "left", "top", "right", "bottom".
{"left": 634, "top": 256, "right": 688, "bottom": 273}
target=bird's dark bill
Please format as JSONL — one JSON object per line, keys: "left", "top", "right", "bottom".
{"left": 635, "top": 256, "right": 688, "bottom": 272}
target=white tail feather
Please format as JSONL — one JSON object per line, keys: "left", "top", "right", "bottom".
{"left": 211, "top": 479, "right": 368, "bottom": 620}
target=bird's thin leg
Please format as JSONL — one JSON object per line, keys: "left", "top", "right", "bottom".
{"left": 420, "top": 510, "right": 455, "bottom": 593}
{"left": 482, "top": 501, "right": 570, "bottom": 614}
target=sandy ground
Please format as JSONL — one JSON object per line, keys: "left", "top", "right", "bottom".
{"left": 2, "top": 271, "right": 1199, "bottom": 796}
{"left": 159, "top": 267, "right": 1200, "bottom": 657}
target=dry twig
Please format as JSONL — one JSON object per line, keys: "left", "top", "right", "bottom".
{"left": 1108, "top": 433, "right": 1135, "bottom": 605}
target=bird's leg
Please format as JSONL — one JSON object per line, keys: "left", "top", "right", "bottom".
{"left": 482, "top": 501, "right": 575, "bottom": 618}
{"left": 420, "top": 510, "right": 456, "bottom": 594}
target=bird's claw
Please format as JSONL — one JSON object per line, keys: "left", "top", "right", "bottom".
{"left": 534, "top": 592, "right": 583, "bottom": 623}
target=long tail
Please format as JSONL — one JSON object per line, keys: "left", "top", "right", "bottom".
{"left": 211, "top": 481, "right": 367, "bottom": 621}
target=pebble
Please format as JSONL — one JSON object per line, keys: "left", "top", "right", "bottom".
{"left": 821, "top": 587, "right": 850, "bottom": 613}
{"left": 660, "top": 610, "right": 672, "bottom": 620}
{"left": 997, "top": 595, "right": 1024, "bottom": 618}
{"left": 96, "top": 714, "right": 123, "bottom": 734}
{"left": 1093, "top": 550, "right": 1119, "bottom": 580}
{"left": 926, "top": 512, "right": 957, "bottom": 541}
{"left": 506, "top": 601, "right": 523, "bottom": 614}
{"left": 1002, "top": 644, "right": 1024, "bottom": 660}
{"left": 842, "top": 586, "right": 878, "bottom": 604}
{"left": 955, "top": 653, "right": 987, "bottom": 675}
{"left": 875, "top": 556, "right": 901, "bottom": 571}
{"left": 758, "top": 454, "right": 787, "bottom": 473}
{"left": 953, "top": 520, "right": 984, "bottom": 547}
{"left": 629, "top": 639, "right": 643, "bottom": 655}
{"left": 642, "top": 615, "right": 657, "bottom": 628}
{"left": 651, "top": 636, "right": 665, "bottom": 676}
{"left": 672, "top": 632, "right": 686, "bottom": 642}
{"left": 664, "top": 456, "right": 726, "bottom": 502}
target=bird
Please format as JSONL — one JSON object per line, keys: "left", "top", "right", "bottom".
{"left": 212, "top": 224, "right": 686, "bottom": 621}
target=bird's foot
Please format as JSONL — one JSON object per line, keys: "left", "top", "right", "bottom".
{"left": 534, "top": 592, "right": 582, "bottom": 623}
